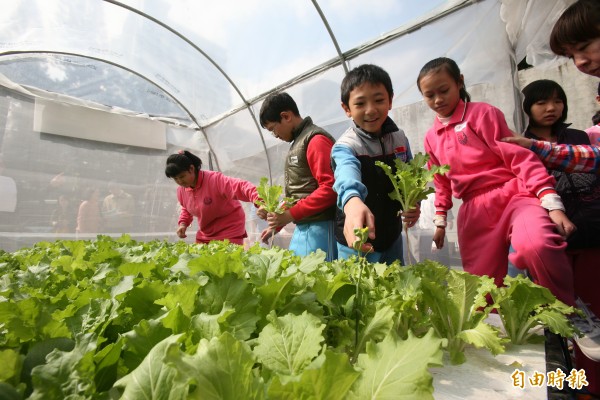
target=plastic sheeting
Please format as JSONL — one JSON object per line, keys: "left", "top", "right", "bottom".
{"left": 0, "top": 0, "right": 578, "bottom": 262}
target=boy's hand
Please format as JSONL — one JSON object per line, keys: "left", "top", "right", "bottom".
{"left": 401, "top": 203, "right": 421, "bottom": 228}
{"left": 343, "top": 197, "right": 375, "bottom": 251}
{"left": 260, "top": 227, "right": 276, "bottom": 244}
{"left": 267, "top": 210, "right": 293, "bottom": 229}
{"left": 548, "top": 209, "right": 576, "bottom": 238}
{"left": 433, "top": 227, "right": 445, "bottom": 249}
{"left": 256, "top": 207, "right": 268, "bottom": 220}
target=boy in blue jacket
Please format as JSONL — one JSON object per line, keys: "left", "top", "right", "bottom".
{"left": 332, "top": 64, "right": 420, "bottom": 264}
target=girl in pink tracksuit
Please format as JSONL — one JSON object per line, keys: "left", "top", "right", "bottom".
{"left": 416, "top": 57, "right": 575, "bottom": 307}
{"left": 165, "top": 150, "right": 260, "bottom": 245}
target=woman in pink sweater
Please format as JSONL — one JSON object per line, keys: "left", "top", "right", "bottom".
{"left": 165, "top": 150, "right": 260, "bottom": 245}
{"left": 416, "top": 57, "right": 575, "bottom": 307}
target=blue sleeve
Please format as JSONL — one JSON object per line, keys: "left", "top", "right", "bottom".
{"left": 331, "top": 144, "right": 368, "bottom": 209}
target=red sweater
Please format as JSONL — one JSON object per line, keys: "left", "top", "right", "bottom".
{"left": 424, "top": 100, "right": 557, "bottom": 213}
{"left": 288, "top": 134, "right": 337, "bottom": 221}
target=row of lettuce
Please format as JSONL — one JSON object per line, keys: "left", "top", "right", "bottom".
{"left": 0, "top": 235, "right": 576, "bottom": 399}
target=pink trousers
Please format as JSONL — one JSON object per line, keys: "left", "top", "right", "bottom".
{"left": 457, "top": 178, "right": 575, "bottom": 306}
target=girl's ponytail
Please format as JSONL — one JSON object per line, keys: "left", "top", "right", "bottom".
{"left": 165, "top": 150, "right": 202, "bottom": 178}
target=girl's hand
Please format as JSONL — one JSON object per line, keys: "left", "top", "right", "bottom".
{"left": 176, "top": 225, "right": 187, "bottom": 238}
{"left": 548, "top": 209, "right": 577, "bottom": 238}
{"left": 401, "top": 204, "right": 421, "bottom": 228}
{"left": 433, "top": 227, "right": 445, "bottom": 249}
{"left": 500, "top": 134, "right": 533, "bottom": 149}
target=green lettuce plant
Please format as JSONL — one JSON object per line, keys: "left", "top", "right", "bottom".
{"left": 0, "top": 236, "right": 572, "bottom": 398}
{"left": 376, "top": 153, "right": 449, "bottom": 265}
{"left": 349, "top": 227, "right": 373, "bottom": 363}
{"left": 418, "top": 262, "right": 507, "bottom": 364}
{"left": 254, "top": 177, "right": 296, "bottom": 247}
{"left": 492, "top": 275, "right": 577, "bottom": 344}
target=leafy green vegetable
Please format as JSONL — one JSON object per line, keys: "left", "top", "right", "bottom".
{"left": 267, "top": 350, "right": 359, "bottom": 400}
{"left": 348, "top": 329, "right": 445, "bottom": 400}
{"left": 254, "top": 177, "right": 295, "bottom": 214}
{"left": 376, "top": 152, "right": 449, "bottom": 265}
{"left": 351, "top": 226, "right": 370, "bottom": 253}
{"left": 165, "top": 332, "right": 265, "bottom": 399}
{"left": 349, "top": 227, "right": 375, "bottom": 362}
{"left": 493, "top": 275, "right": 576, "bottom": 344}
{"left": 254, "top": 177, "right": 296, "bottom": 248}
{"left": 115, "top": 334, "right": 188, "bottom": 400}
{"left": 29, "top": 333, "right": 98, "bottom": 400}
{"left": 376, "top": 153, "right": 449, "bottom": 212}
{"left": 254, "top": 311, "right": 325, "bottom": 376}
{"left": 0, "top": 236, "right": 573, "bottom": 398}
{"left": 420, "top": 264, "right": 506, "bottom": 364}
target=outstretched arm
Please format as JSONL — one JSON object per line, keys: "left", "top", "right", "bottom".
{"left": 502, "top": 136, "right": 600, "bottom": 174}
{"left": 331, "top": 144, "right": 373, "bottom": 250}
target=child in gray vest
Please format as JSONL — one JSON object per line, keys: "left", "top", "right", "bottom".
{"left": 258, "top": 92, "right": 338, "bottom": 261}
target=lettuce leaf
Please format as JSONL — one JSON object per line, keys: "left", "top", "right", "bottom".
{"left": 420, "top": 265, "right": 506, "bottom": 364}
{"left": 254, "top": 177, "right": 295, "bottom": 214}
{"left": 348, "top": 329, "right": 445, "bottom": 400}
{"left": 267, "top": 351, "right": 359, "bottom": 400}
{"left": 254, "top": 311, "right": 325, "bottom": 376}
{"left": 376, "top": 153, "right": 449, "bottom": 211}
{"left": 165, "top": 332, "right": 265, "bottom": 400}
{"left": 493, "top": 275, "right": 576, "bottom": 344}
{"left": 115, "top": 334, "right": 188, "bottom": 400}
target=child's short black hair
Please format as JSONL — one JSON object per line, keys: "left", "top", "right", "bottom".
{"left": 550, "top": 0, "right": 600, "bottom": 56}
{"left": 259, "top": 92, "right": 300, "bottom": 128}
{"left": 165, "top": 150, "right": 202, "bottom": 178}
{"left": 340, "top": 64, "right": 393, "bottom": 106}
{"left": 416, "top": 57, "right": 471, "bottom": 102}
{"left": 521, "top": 79, "right": 569, "bottom": 126}
{"left": 593, "top": 110, "right": 600, "bottom": 126}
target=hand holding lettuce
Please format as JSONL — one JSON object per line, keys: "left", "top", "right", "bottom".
{"left": 254, "top": 177, "right": 296, "bottom": 246}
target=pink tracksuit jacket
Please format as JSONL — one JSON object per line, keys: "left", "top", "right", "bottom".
{"left": 177, "top": 170, "right": 259, "bottom": 245}
{"left": 424, "top": 99, "right": 574, "bottom": 306}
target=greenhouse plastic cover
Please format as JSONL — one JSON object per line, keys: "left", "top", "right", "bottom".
{"left": 0, "top": 0, "right": 575, "bottom": 258}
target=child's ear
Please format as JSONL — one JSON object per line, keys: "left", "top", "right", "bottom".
{"left": 281, "top": 111, "right": 297, "bottom": 123}
{"left": 341, "top": 102, "right": 352, "bottom": 118}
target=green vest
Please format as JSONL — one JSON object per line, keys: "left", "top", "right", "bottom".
{"left": 285, "top": 117, "right": 336, "bottom": 224}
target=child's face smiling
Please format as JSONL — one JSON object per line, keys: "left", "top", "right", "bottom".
{"left": 342, "top": 82, "right": 392, "bottom": 135}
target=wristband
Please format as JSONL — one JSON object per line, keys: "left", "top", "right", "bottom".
{"left": 433, "top": 214, "right": 447, "bottom": 228}
{"left": 540, "top": 193, "right": 565, "bottom": 212}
